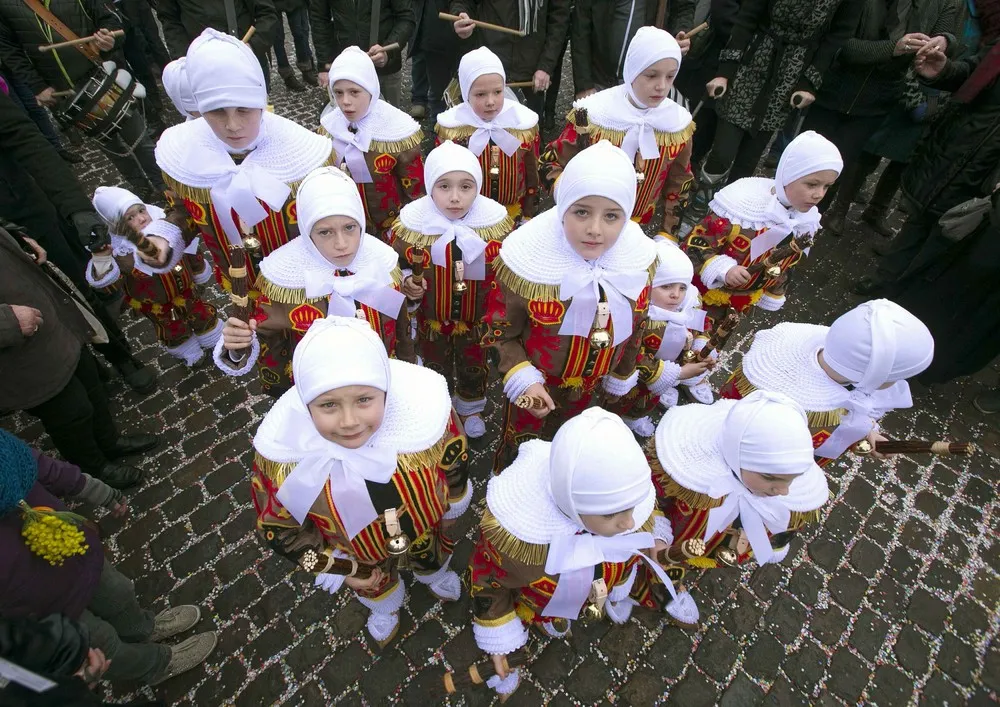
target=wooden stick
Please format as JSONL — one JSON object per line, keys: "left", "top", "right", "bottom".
{"left": 410, "top": 246, "right": 427, "bottom": 288}
{"left": 681, "top": 22, "right": 709, "bottom": 38}
{"left": 442, "top": 651, "right": 530, "bottom": 695}
{"left": 439, "top": 12, "right": 526, "bottom": 37}
{"left": 695, "top": 310, "right": 740, "bottom": 361}
{"left": 657, "top": 538, "right": 706, "bottom": 565}
{"left": 514, "top": 394, "right": 549, "bottom": 410}
{"left": 856, "top": 439, "right": 976, "bottom": 456}
{"left": 506, "top": 80, "right": 534, "bottom": 88}
{"left": 746, "top": 233, "right": 813, "bottom": 277}
{"left": 241, "top": 26, "right": 256, "bottom": 43}
{"left": 39, "top": 29, "right": 124, "bottom": 52}
{"left": 380, "top": 42, "right": 400, "bottom": 52}
{"left": 52, "top": 89, "right": 75, "bottom": 98}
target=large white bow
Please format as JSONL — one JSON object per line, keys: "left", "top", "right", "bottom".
{"left": 210, "top": 163, "right": 291, "bottom": 247}
{"left": 455, "top": 103, "right": 523, "bottom": 156}
{"left": 814, "top": 381, "right": 912, "bottom": 459}
{"left": 704, "top": 474, "right": 791, "bottom": 565}
{"left": 559, "top": 265, "right": 648, "bottom": 347}
{"left": 619, "top": 118, "right": 661, "bottom": 162}
{"left": 330, "top": 115, "right": 373, "bottom": 183}
{"left": 748, "top": 200, "right": 821, "bottom": 263}
{"left": 303, "top": 270, "right": 405, "bottom": 320}
{"left": 648, "top": 303, "right": 707, "bottom": 361}
{"left": 428, "top": 218, "right": 489, "bottom": 281}
{"left": 275, "top": 443, "right": 397, "bottom": 540}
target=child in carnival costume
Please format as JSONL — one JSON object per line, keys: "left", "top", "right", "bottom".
{"left": 435, "top": 47, "right": 541, "bottom": 223}
{"left": 608, "top": 240, "right": 713, "bottom": 435}
{"left": 320, "top": 47, "right": 426, "bottom": 242}
{"left": 251, "top": 317, "right": 471, "bottom": 648}
{"left": 155, "top": 29, "right": 334, "bottom": 297}
{"left": 468, "top": 409, "right": 698, "bottom": 699}
{"left": 540, "top": 27, "right": 695, "bottom": 240}
{"left": 216, "top": 167, "right": 410, "bottom": 396}
{"left": 485, "top": 140, "right": 656, "bottom": 472}
{"left": 632, "top": 391, "right": 830, "bottom": 604}
{"left": 682, "top": 131, "right": 842, "bottom": 348}
{"left": 720, "top": 299, "right": 934, "bottom": 467}
{"left": 390, "top": 141, "right": 513, "bottom": 438}
{"left": 87, "top": 186, "right": 223, "bottom": 367}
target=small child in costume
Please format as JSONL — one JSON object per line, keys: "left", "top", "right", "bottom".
{"left": 486, "top": 140, "right": 657, "bottom": 472}
{"left": 632, "top": 391, "right": 830, "bottom": 604}
{"left": 217, "top": 167, "right": 410, "bottom": 397}
{"left": 540, "top": 27, "right": 695, "bottom": 240}
{"left": 468, "top": 409, "right": 697, "bottom": 699}
{"left": 87, "top": 186, "right": 223, "bottom": 367}
{"left": 252, "top": 317, "right": 470, "bottom": 648}
{"left": 435, "top": 47, "right": 541, "bottom": 223}
{"left": 682, "top": 131, "right": 842, "bottom": 343}
{"left": 320, "top": 47, "right": 426, "bottom": 242}
{"left": 390, "top": 141, "right": 513, "bottom": 438}
{"left": 160, "top": 57, "right": 199, "bottom": 120}
{"left": 609, "top": 240, "right": 713, "bottom": 436}
{"left": 720, "top": 299, "right": 934, "bottom": 467}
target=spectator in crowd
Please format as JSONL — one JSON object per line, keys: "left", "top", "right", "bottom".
{"left": 117, "top": 0, "right": 170, "bottom": 136}
{"left": 0, "top": 0, "right": 166, "bottom": 198}
{"left": 0, "top": 430, "right": 217, "bottom": 686}
{"left": 118, "top": 0, "right": 171, "bottom": 67}
{"left": 0, "top": 69, "right": 80, "bottom": 163}
{"left": 272, "top": 0, "right": 317, "bottom": 92}
{"left": 409, "top": 0, "right": 462, "bottom": 119}
{"left": 311, "top": 0, "right": 415, "bottom": 106}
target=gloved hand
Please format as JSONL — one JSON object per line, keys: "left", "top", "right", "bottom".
{"left": 71, "top": 211, "right": 111, "bottom": 252}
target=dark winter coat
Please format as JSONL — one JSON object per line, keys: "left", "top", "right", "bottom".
{"left": 412, "top": 0, "right": 464, "bottom": 56}
{"left": 310, "top": 0, "right": 415, "bottom": 75}
{"left": 0, "top": 0, "right": 121, "bottom": 93}
{"left": 0, "top": 614, "right": 89, "bottom": 677}
{"left": 816, "top": 0, "right": 958, "bottom": 116}
{"left": 155, "top": 0, "right": 278, "bottom": 61}
{"left": 449, "top": 0, "right": 572, "bottom": 80}
{"left": 902, "top": 41, "right": 1000, "bottom": 215}
{"left": 571, "top": 0, "right": 697, "bottom": 92}
{"left": 716, "top": 0, "right": 865, "bottom": 133}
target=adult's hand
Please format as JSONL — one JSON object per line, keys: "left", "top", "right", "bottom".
{"left": 75, "top": 648, "right": 111, "bottom": 686}
{"left": 368, "top": 44, "right": 388, "bottom": 68}
{"left": 21, "top": 236, "right": 47, "bottom": 264}
{"left": 93, "top": 28, "right": 117, "bottom": 51}
{"left": 533, "top": 70, "right": 551, "bottom": 92}
{"left": 894, "top": 32, "right": 931, "bottom": 56}
{"left": 318, "top": 71, "right": 330, "bottom": 88}
{"left": 11, "top": 305, "right": 43, "bottom": 337}
{"left": 675, "top": 31, "right": 692, "bottom": 55}
{"left": 706, "top": 77, "right": 728, "bottom": 98}
{"left": 790, "top": 90, "right": 815, "bottom": 109}
{"left": 454, "top": 12, "right": 476, "bottom": 39}
{"left": 914, "top": 43, "right": 948, "bottom": 79}
{"left": 71, "top": 212, "right": 111, "bottom": 252}
{"left": 35, "top": 87, "right": 58, "bottom": 107}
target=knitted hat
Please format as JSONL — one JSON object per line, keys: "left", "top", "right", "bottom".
{"left": 458, "top": 46, "right": 506, "bottom": 103}
{"left": 623, "top": 27, "right": 682, "bottom": 109}
{"left": 186, "top": 28, "right": 267, "bottom": 113}
{"left": 652, "top": 240, "right": 694, "bottom": 287}
{"left": 554, "top": 140, "right": 638, "bottom": 221}
{"left": 297, "top": 166, "right": 367, "bottom": 239}
{"left": 161, "top": 57, "right": 199, "bottom": 118}
{"left": 0, "top": 430, "right": 38, "bottom": 516}
{"left": 292, "top": 316, "right": 391, "bottom": 405}
{"left": 329, "top": 46, "right": 381, "bottom": 110}
{"left": 424, "top": 140, "right": 483, "bottom": 193}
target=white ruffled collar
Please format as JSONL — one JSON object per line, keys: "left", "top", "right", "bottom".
{"left": 258, "top": 233, "right": 398, "bottom": 289}
{"left": 319, "top": 98, "right": 421, "bottom": 144}
{"left": 574, "top": 84, "right": 692, "bottom": 136}
{"left": 398, "top": 194, "right": 509, "bottom": 233}
{"left": 499, "top": 208, "right": 656, "bottom": 287}
{"left": 253, "top": 359, "right": 452, "bottom": 463}
{"left": 711, "top": 177, "right": 821, "bottom": 235}
{"left": 436, "top": 97, "right": 538, "bottom": 132}
{"left": 155, "top": 112, "right": 333, "bottom": 189}
{"left": 654, "top": 400, "right": 829, "bottom": 513}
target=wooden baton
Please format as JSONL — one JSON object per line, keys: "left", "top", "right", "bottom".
{"left": 506, "top": 80, "right": 535, "bottom": 88}
{"left": 682, "top": 22, "right": 709, "bottom": 39}
{"left": 746, "top": 233, "right": 814, "bottom": 277}
{"left": 439, "top": 12, "right": 526, "bottom": 37}
{"left": 657, "top": 538, "right": 707, "bottom": 565}
{"left": 442, "top": 650, "right": 530, "bottom": 695}
{"left": 854, "top": 439, "right": 976, "bottom": 457}
{"left": 380, "top": 42, "right": 401, "bottom": 52}
{"left": 39, "top": 29, "right": 124, "bottom": 52}
{"left": 241, "top": 26, "right": 256, "bottom": 43}
{"left": 514, "top": 394, "right": 550, "bottom": 410}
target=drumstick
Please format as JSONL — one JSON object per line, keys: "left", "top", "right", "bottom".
{"left": 241, "top": 26, "right": 256, "bottom": 43}
{"left": 681, "top": 22, "right": 709, "bottom": 38}
{"left": 506, "top": 81, "right": 534, "bottom": 88}
{"left": 439, "top": 12, "right": 526, "bottom": 37}
{"left": 379, "top": 42, "right": 401, "bottom": 52}
{"left": 39, "top": 29, "right": 124, "bottom": 52}
{"left": 51, "top": 89, "right": 75, "bottom": 98}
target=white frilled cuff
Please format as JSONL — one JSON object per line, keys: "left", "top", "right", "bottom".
{"left": 605, "top": 597, "right": 636, "bottom": 624}
{"left": 192, "top": 261, "right": 214, "bottom": 285}
{"left": 699, "top": 254, "right": 739, "bottom": 291}
{"left": 473, "top": 615, "right": 530, "bottom": 655}
{"left": 212, "top": 334, "right": 259, "bottom": 377}
{"left": 602, "top": 370, "right": 639, "bottom": 397}
{"left": 86, "top": 256, "right": 121, "bottom": 288}
{"left": 487, "top": 671, "right": 520, "bottom": 695}
{"left": 648, "top": 360, "right": 682, "bottom": 396}
{"left": 756, "top": 292, "right": 786, "bottom": 312}
{"left": 356, "top": 578, "right": 406, "bottom": 615}
{"left": 652, "top": 513, "right": 675, "bottom": 546}
{"left": 690, "top": 337, "right": 718, "bottom": 360}
{"left": 443, "top": 480, "right": 473, "bottom": 520}
{"left": 503, "top": 362, "right": 546, "bottom": 402}
{"left": 453, "top": 396, "right": 487, "bottom": 417}
{"left": 196, "top": 318, "right": 225, "bottom": 349}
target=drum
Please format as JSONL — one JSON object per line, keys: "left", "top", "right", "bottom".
{"left": 57, "top": 65, "right": 137, "bottom": 141}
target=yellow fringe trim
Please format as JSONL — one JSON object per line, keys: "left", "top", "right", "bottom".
{"left": 162, "top": 152, "right": 338, "bottom": 203}
{"left": 475, "top": 612, "right": 522, "bottom": 629}
{"left": 494, "top": 258, "right": 657, "bottom": 302}
{"left": 790, "top": 509, "right": 822, "bottom": 527}
{"left": 569, "top": 110, "right": 696, "bottom": 148}
{"left": 702, "top": 288, "right": 764, "bottom": 308}
{"left": 481, "top": 508, "right": 549, "bottom": 566}
{"left": 646, "top": 439, "right": 724, "bottom": 510}
{"left": 435, "top": 122, "right": 538, "bottom": 144}
{"left": 428, "top": 320, "right": 471, "bottom": 335}
{"left": 686, "top": 556, "right": 718, "bottom": 568}
{"left": 729, "top": 367, "right": 845, "bottom": 429}
{"left": 317, "top": 125, "right": 424, "bottom": 154}
{"left": 392, "top": 216, "right": 514, "bottom": 248}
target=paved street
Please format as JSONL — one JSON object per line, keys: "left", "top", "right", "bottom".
{"left": 3, "top": 37, "right": 998, "bottom": 707}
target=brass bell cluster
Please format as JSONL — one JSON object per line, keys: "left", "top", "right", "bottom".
{"left": 589, "top": 302, "right": 612, "bottom": 349}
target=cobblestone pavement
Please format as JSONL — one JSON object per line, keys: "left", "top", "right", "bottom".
{"left": 3, "top": 33, "right": 999, "bottom": 707}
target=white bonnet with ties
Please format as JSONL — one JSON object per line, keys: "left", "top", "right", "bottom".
{"left": 554, "top": 140, "right": 638, "bottom": 222}
{"left": 186, "top": 28, "right": 267, "bottom": 113}
{"left": 292, "top": 317, "right": 391, "bottom": 405}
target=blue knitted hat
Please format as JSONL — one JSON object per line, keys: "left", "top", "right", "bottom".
{"left": 0, "top": 430, "right": 38, "bottom": 516}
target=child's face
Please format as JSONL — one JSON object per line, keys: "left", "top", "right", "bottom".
{"left": 783, "top": 170, "right": 840, "bottom": 212}
{"left": 310, "top": 215, "right": 363, "bottom": 267}
{"left": 123, "top": 204, "right": 151, "bottom": 232}
{"left": 740, "top": 469, "right": 797, "bottom": 497}
{"left": 202, "top": 107, "right": 263, "bottom": 150}
{"left": 468, "top": 73, "right": 505, "bottom": 122}
{"left": 630, "top": 58, "right": 679, "bottom": 108}
{"left": 651, "top": 282, "right": 688, "bottom": 311}
{"left": 562, "top": 196, "right": 627, "bottom": 261}
{"left": 431, "top": 171, "right": 479, "bottom": 220}
{"left": 308, "top": 385, "right": 386, "bottom": 449}
{"left": 333, "top": 79, "right": 372, "bottom": 123}
{"left": 580, "top": 509, "right": 636, "bottom": 537}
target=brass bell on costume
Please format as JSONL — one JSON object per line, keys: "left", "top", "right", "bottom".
{"left": 764, "top": 264, "right": 782, "bottom": 279}
{"left": 634, "top": 156, "right": 646, "bottom": 183}
{"left": 489, "top": 145, "right": 501, "bottom": 177}
{"left": 589, "top": 301, "right": 612, "bottom": 349}
{"left": 384, "top": 508, "right": 411, "bottom": 569}
{"left": 714, "top": 547, "right": 738, "bottom": 567}
{"left": 582, "top": 602, "right": 605, "bottom": 621}
{"left": 453, "top": 261, "right": 468, "bottom": 293}
{"left": 852, "top": 438, "right": 874, "bottom": 454}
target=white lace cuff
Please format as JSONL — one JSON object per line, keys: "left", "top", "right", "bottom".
{"left": 192, "top": 261, "right": 214, "bottom": 285}
{"left": 605, "top": 597, "right": 636, "bottom": 625}
{"left": 699, "top": 254, "right": 739, "bottom": 291}
{"left": 443, "top": 480, "right": 473, "bottom": 520}
{"left": 212, "top": 335, "right": 259, "bottom": 377}
{"left": 690, "top": 337, "right": 718, "bottom": 360}
{"left": 356, "top": 578, "right": 406, "bottom": 614}
{"left": 453, "top": 396, "right": 487, "bottom": 417}
{"left": 648, "top": 360, "right": 682, "bottom": 396}
{"left": 473, "top": 615, "right": 530, "bottom": 655}
{"left": 756, "top": 292, "right": 786, "bottom": 312}
{"left": 503, "top": 362, "right": 546, "bottom": 402}
{"left": 196, "top": 319, "right": 224, "bottom": 349}
{"left": 602, "top": 370, "right": 639, "bottom": 397}
{"left": 86, "top": 256, "right": 121, "bottom": 288}
{"left": 652, "top": 513, "right": 675, "bottom": 546}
